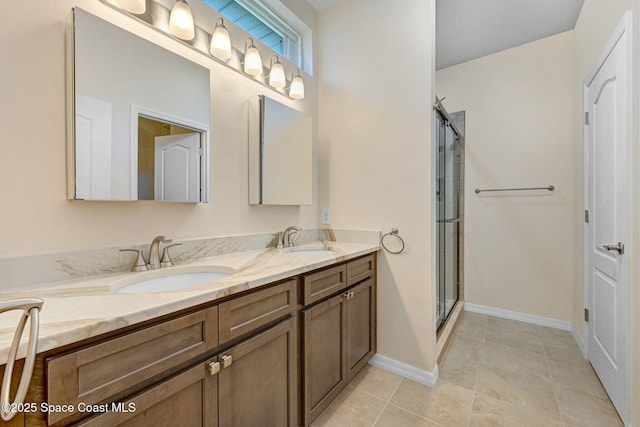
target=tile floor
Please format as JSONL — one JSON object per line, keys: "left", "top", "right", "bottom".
{"left": 312, "top": 311, "right": 623, "bottom": 427}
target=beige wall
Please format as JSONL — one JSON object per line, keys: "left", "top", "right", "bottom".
{"left": 573, "top": 1, "right": 639, "bottom": 425}
{"left": 0, "top": 0, "right": 318, "bottom": 257}
{"left": 437, "top": 31, "right": 575, "bottom": 321}
{"left": 317, "top": 0, "right": 437, "bottom": 372}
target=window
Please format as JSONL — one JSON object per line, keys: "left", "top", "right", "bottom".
{"left": 203, "top": 0, "right": 302, "bottom": 68}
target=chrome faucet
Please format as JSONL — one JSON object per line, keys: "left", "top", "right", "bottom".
{"left": 280, "top": 226, "right": 301, "bottom": 248}
{"left": 148, "top": 235, "right": 172, "bottom": 270}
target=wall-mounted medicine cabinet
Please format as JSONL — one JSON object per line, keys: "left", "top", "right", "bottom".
{"left": 248, "top": 95, "right": 312, "bottom": 206}
{"left": 66, "top": 8, "right": 211, "bottom": 202}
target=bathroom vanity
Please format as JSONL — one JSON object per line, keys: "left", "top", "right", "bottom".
{"left": 0, "top": 245, "right": 377, "bottom": 427}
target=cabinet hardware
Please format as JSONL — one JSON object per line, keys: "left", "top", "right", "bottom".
{"left": 221, "top": 354, "right": 233, "bottom": 368}
{"left": 343, "top": 292, "right": 350, "bottom": 300}
{"left": 350, "top": 291, "right": 354, "bottom": 299}
{"left": 208, "top": 361, "right": 220, "bottom": 376}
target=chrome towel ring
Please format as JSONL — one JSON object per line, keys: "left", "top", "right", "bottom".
{"left": 381, "top": 228, "right": 406, "bottom": 254}
{"left": 0, "top": 298, "right": 43, "bottom": 421}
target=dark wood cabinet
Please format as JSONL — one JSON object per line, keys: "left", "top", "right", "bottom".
{"left": 219, "top": 318, "right": 297, "bottom": 427}
{"left": 3, "top": 253, "right": 376, "bottom": 427}
{"left": 302, "top": 255, "right": 377, "bottom": 426}
{"left": 46, "top": 306, "right": 219, "bottom": 425}
{"left": 76, "top": 361, "right": 217, "bottom": 427}
{"left": 302, "top": 293, "right": 347, "bottom": 425}
{"left": 346, "top": 277, "right": 376, "bottom": 382}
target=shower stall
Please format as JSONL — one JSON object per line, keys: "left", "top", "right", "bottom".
{"left": 434, "top": 99, "right": 464, "bottom": 331}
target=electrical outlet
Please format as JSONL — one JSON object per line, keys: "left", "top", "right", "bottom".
{"left": 321, "top": 208, "right": 331, "bottom": 225}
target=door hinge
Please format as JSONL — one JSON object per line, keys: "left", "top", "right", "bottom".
{"left": 198, "top": 147, "right": 204, "bottom": 156}
{"left": 584, "top": 308, "right": 589, "bottom": 322}
{"left": 584, "top": 210, "right": 589, "bottom": 223}
{"left": 585, "top": 112, "right": 590, "bottom": 125}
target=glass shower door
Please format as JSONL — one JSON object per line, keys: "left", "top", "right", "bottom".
{"left": 436, "top": 111, "right": 460, "bottom": 331}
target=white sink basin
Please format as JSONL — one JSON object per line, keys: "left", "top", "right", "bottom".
{"left": 290, "top": 249, "right": 335, "bottom": 256}
{"left": 113, "top": 269, "right": 232, "bottom": 294}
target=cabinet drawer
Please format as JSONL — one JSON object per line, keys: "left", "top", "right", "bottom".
{"left": 219, "top": 279, "right": 297, "bottom": 344}
{"left": 303, "top": 265, "right": 347, "bottom": 306}
{"left": 77, "top": 362, "right": 217, "bottom": 427}
{"left": 46, "top": 306, "right": 218, "bottom": 425}
{"left": 347, "top": 255, "right": 375, "bottom": 286}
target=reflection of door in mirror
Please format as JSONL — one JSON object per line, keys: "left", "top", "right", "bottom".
{"left": 75, "top": 95, "right": 112, "bottom": 200}
{"left": 137, "top": 116, "right": 201, "bottom": 202}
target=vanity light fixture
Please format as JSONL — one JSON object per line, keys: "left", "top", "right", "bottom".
{"left": 103, "top": 0, "right": 307, "bottom": 101}
{"left": 210, "top": 18, "right": 232, "bottom": 61}
{"left": 289, "top": 69, "right": 305, "bottom": 100}
{"left": 243, "top": 38, "right": 263, "bottom": 76}
{"left": 268, "top": 56, "right": 286, "bottom": 89}
{"left": 169, "top": 0, "right": 195, "bottom": 41}
{"left": 107, "top": 0, "right": 146, "bottom": 14}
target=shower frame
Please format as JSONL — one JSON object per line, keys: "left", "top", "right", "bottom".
{"left": 434, "top": 98, "right": 465, "bottom": 333}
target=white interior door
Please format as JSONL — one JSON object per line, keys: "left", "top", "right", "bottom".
{"left": 75, "top": 94, "right": 112, "bottom": 200}
{"left": 584, "top": 12, "right": 630, "bottom": 424}
{"left": 154, "top": 133, "right": 200, "bottom": 202}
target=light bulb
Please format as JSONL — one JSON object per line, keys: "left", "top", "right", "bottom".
{"left": 268, "top": 56, "right": 286, "bottom": 89}
{"left": 169, "top": 0, "right": 195, "bottom": 41}
{"left": 210, "top": 18, "right": 232, "bottom": 61}
{"left": 244, "top": 39, "right": 263, "bottom": 76}
{"left": 289, "top": 70, "right": 305, "bottom": 100}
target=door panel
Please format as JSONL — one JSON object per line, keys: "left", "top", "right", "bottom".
{"left": 154, "top": 133, "right": 200, "bottom": 202}
{"left": 585, "top": 13, "right": 630, "bottom": 423}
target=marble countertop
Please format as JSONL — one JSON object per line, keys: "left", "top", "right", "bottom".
{"left": 0, "top": 241, "right": 379, "bottom": 365}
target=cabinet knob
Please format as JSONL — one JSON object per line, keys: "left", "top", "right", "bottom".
{"left": 208, "top": 361, "right": 220, "bottom": 376}
{"left": 343, "top": 292, "right": 350, "bottom": 300}
{"left": 221, "top": 354, "right": 233, "bottom": 368}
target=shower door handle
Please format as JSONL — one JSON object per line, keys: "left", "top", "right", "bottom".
{"left": 603, "top": 242, "right": 624, "bottom": 255}
{"left": 437, "top": 218, "right": 460, "bottom": 223}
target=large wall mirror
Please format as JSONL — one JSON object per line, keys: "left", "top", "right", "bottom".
{"left": 67, "top": 8, "right": 211, "bottom": 202}
{"left": 248, "top": 95, "right": 312, "bottom": 206}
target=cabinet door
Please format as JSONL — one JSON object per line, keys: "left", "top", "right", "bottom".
{"left": 346, "top": 278, "right": 376, "bottom": 382}
{"left": 77, "top": 361, "right": 217, "bottom": 427}
{"left": 302, "top": 293, "right": 347, "bottom": 426}
{"left": 218, "top": 318, "right": 297, "bottom": 427}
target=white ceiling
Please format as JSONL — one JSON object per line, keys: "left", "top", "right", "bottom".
{"left": 436, "top": 0, "right": 584, "bottom": 70}
{"left": 308, "top": 0, "right": 585, "bottom": 71}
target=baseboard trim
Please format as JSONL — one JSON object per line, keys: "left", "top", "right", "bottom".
{"left": 464, "top": 303, "right": 571, "bottom": 331}
{"left": 369, "top": 354, "right": 439, "bottom": 387}
{"left": 571, "top": 324, "right": 587, "bottom": 358}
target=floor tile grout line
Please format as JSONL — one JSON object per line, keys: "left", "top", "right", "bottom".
{"left": 543, "top": 341, "right": 567, "bottom": 426}
{"left": 383, "top": 401, "right": 448, "bottom": 427}
{"left": 466, "top": 336, "right": 483, "bottom": 427}
{"left": 370, "top": 377, "right": 404, "bottom": 426}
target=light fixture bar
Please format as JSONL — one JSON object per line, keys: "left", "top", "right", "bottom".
{"left": 100, "top": 0, "right": 304, "bottom": 100}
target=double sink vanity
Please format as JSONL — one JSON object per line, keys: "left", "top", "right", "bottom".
{"left": 0, "top": 233, "right": 378, "bottom": 426}
{"left": 0, "top": 4, "right": 379, "bottom": 426}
